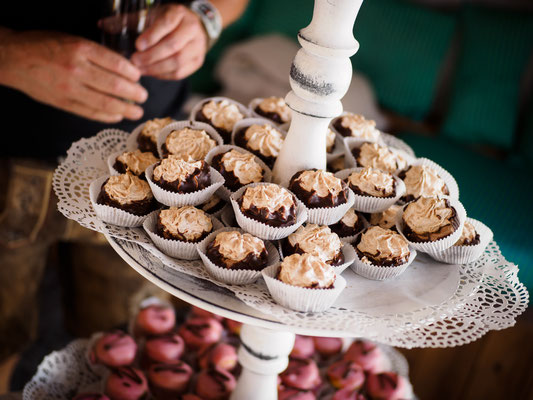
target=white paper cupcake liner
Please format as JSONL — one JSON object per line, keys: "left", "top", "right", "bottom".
{"left": 205, "top": 144, "right": 273, "bottom": 201}
{"left": 157, "top": 120, "right": 223, "bottom": 159}
{"left": 248, "top": 97, "right": 292, "bottom": 126}
{"left": 327, "top": 134, "right": 345, "bottom": 163}
{"left": 350, "top": 238, "right": 418, "bottom": 281}
{"left": 220, "top": 204, "right": 237, "bottom": 227}
{"left": 404, "top": 158, "right": 460, "bottom": 201}
{"left": 335, "top": 168, "right": 406, "bottom": 213}
{"left": 303, "top": 188, "right": 356, "bottom": 226}
{"left": 335, "top": 211, "right": 370, "bottom": 245}
{"left": 127, "top": 119, "right": 177, "bottom": 151}
{"left": 145, "top": 164, "right": 225, "bottom": 207}
{"left": 196, "top": 227, "right": 280, "bottom": 285}
{"left": 230, "top": 182, "right": 308, "bottom": 240}
{"left": 261, "top": 264, "right": 346, "bottom": 312}
{"left": 231, "top": 117, "right": 288, "bottom": 147}
{"left": 395, "top": 196, "right": 467, "bottom": 253}
{"left": 143, "top": 211, "right": 224, "bottom": 260}
{"left": 190, "top": 97, "right": 250, "bottom": 139}
{"left": 90, "top": 175, "right": 158, "bottom": 227}
{"left": 342, "top": 137, "right": 415, "bottom": 171}
{"left": 427, "top": 218, "right": 493, "bottom": 264}
{"left": 380, "top": 132, "right": 416, "bottom": 158}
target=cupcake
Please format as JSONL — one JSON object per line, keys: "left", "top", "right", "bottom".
{"left": 455, "top": 220, "right": 480, "bottom": 246}
{"left": 345, "top": 167, "right": 396, "bottom": 198}
{"left": 332, "top": 113, "right": 380, "bottom": 142}
{"left": 198, "top": 342, "right": 238, "bottom": 370}
{"left": 365, "top": 372, "right": 411, "bottom": 400}
{"left": 253, "top": 96, "right": 292, "bottom": 125}
{"left": 210, "top": 148, "right": 265, "bottom": 192}
{"left": 327, "top": 359, "right": 365, "bottom": 390}
{"left": 112, "top": 150, "right": 158, "bottom": 178}
{"left": 343, "top": 340, "right": 389, "bottom": 373}
{"left": 326, "top": 128, "right": 337, "bottom": 153}
{"left": 156, "top": 206, "right": 213, "bottom": 242}
{"left": 206, "top": 230, "right": 269, "bottom": 271}
{"left": 200, "top": 194, "right": 226, "bottom": 215}
{"left": 178, "top": 317, "right": 223, "bottom": 350}
{"left": 233, "top": 123, "right": 285, "bottom": 168}
{"left": 329, "top": 208, "right": 366, "bottom": 239}
{"left": 278, "top": 254, "right": 335, "bottom": 289}
{"left": 137, "top": 117, "right": 173, "bottom": 155}
{"left": 147, "top": 361, "right": 193, "bottom": 399}
{"left": 96, "top": 172, "right": 155, "bottom": 216}
{"left": 280, "top": 358, "right": 322, "bottom": 390}
{"left": 349, "top": 142, "right": 408, "bottom": 174}
{"left": 135, "top": 304, "right": 176, "bottom": 336}
{"left": 195, "top": 99, "right": 245, "bottom": 143}
{"left": 143, "top": 333, "right": 185, "bottom": 365}
{"left": 89, "top": 331, "right": 137, "bottom": 369}
{"left": 289, "top": 169, "right": 349, "bottom": 209}
{"left": 151, "top": 158, "right": 210, "bottom": 193}
{"left": 195, "top": 368, "right": 237, "bottom": 400}
{"left": 328, "top": 156, "right": 346, "bottom": 173}
{"left": 161, "top": 127, "right": 217, "bottom": 160}
{"left": 397, "top": 164, "right": 449, "bottom": 203}
{"left": 368, "top": 205, "right": 402, "bottom": 231}
{"left": 104, "top": 367, "right": 148, "bottom": 400}
{"left": 283, "top": 224, "right": 344, "bottom": 266}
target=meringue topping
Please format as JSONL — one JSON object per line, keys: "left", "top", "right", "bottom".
{"left": 288, "top": 224, "right": 342, "bottom": 263}
{"left": 221, "top": 150, "right": 264, "bottom": 185}
{"left": 326, "top": 129, "right": 336, "bottom": 152}
{"left": 140, "top": 117, "right": 173, "bottom": 142}
{"left": 104, "top": 172, "right": 152, "bottom": 205}
{"left": 347, "top": 167, "right": 395, "bottom": 197}
{"left": 241, "top": 184, "right": 295, "bottom": 214}
{"left": 116, "top": 150, "right": 158, "bottom": 176}
{"left": 340, "top": 208, "right": 359, "bottom": 228}
{"left": 403, "top": 197, "right": 456, "bottom": 235}
{"left": 401, "top": 165, "right": 448, "bottom": 199}
{"left": 357, "top": 226, "right": 410, "bottom": 264}
{"left": 244, "top": 124, "right": 284, "bottom": 158}
{"left": 258, "top": 97, "right": 291, "bottom": 123}
{"left": 213, "top": 231, "right": 266, "bottom": 265}
{"left": 356, "top": 143, "right": 402, "bottom": 174}
{"left": 278, "top": 253, "right": 336, "bottom": 288}
{"left": 455, "top": 221, "right": 478, "bottom": 246}
{"left": 159, "top": 206, "right": 212, "bottom": 241}
{"left": 202, "top": 100, "right": 244, "bottom": 132}
{"left": 295, "top": 170, "right": 345, "bottom": 198}
{"left": 153, "top": 158, "right": 205, "bottom": 183}
{"left": 370, "top": 205, "right": 402, "bottom": 230}
{"left": 165, "top": 128, "right": 216, "bottom": 161}
{"left": 340, "top": 114, "right": 380, "bottom": 141}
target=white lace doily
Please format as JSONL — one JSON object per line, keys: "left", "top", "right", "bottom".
{"left": 53, "top": 130, "right": 529, "bottom": 348}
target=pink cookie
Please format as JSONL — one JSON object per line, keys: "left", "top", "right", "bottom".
{"left": 90, "top": 331, "right": 137, "bottom": 368}
{"left": 104, "top": 367, "right": 148, "bottom": 400}
{"left": 332, "top": 388, "right": 368, "bottom": 400}
{"left": 290, "top": 335, "right": 315, "bottom": 359}
{"left": 148, "top": 361, "right": 193, "bottom": 399}
{"left": 178, "top": 317, "right": 224, "bottom": 350}
{"left": 327, "top": 360, "right": 365, "bottom": 390}
{"left": 72, "top": 394, "right": 110, "bottom": 400}
{"left": 143, "top": 333, "right": 185, "bottom": 365}
{"left": 280, "top": 358, "right": 322, "bottom": 391}
{"left": 343, "top": 340, "right": 387, "bottom": 372}
{"left": 195, "top": 367, "right": 237, "bottom": 400}
{"left": 135, "top": 304, "right": 176, "bottom": 336}
{"left": 198, "top": 342, "right": 238, "bottom": 370}
{"left": 313, "top": 337, "right": 343, "bottom": 357}
{"left": 365, "top": 372, "right": 409, "bottom": 400}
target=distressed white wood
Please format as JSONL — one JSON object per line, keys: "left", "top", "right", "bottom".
{"left": 273, "top": 0, "right": 363, "bottom": 186}
{"left": 231, "top": 324, "right": 295, "bottom": 400}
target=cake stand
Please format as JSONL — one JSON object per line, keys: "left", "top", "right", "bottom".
{"left": 51, "top": 1, "right": 529, "bottom": 399}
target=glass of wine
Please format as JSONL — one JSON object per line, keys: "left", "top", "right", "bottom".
{"left": 99, "top": 0, "right": 160, "bottom": 58}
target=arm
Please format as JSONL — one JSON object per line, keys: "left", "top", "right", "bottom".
{"left": 131, "top": 0, "right": 250, "bottom": 80}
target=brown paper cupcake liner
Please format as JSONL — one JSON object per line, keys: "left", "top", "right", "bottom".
{"left": 196, "top": 227, "right": 279, "bottom": 285}
{"left": 157, "top": 120, "right": 223, "bottom": 159}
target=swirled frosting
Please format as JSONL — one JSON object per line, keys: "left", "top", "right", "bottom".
{"left": 153, "top": 158, "right": 205, "bottom": 183}
{"left": 347, "top": 167, "right": 395, "bottom": 197}
{"left": 455, "top": 221, "right": 478, "bottom": 246}
{"left": 288, "top": 224, "right": 342, "bottom": 263}
{"left": 340, "top": 114, "right": 380, "bottom": 141}
{"left": 141, "top": 117, "right": 173, "bottom": 142}
{"left": 244, "top": 124, "right": 284, "bottom": 158}
{"left": 104, "top": 172, "right": 153, "bottom": 204}
{"left": 278, "top": 253, "right": 336, "bottom": 288}
{"left": 370, "top": 205, "right": 402, "bottom": 229}
{"left": 221, "top": 150, "right": 263, "bottom": 185}
{"left": 356, "top": 143, "right": 402, "bottom": 174}
{"left": 116, "top": 150, "right": 158, "bottom": 175}
{"left": 165, "top": 128, "right": 216, "bottom": 161}
{"left": 341, "top": 208, "right": 359, "bottom": 228}
{"left": 402, "top": 165, "right": 448, "bottom": 199}
{"left": 241, "top": 184, "right": 295, "bottom": 214}
{"left": 202, "top": 100, "right": 244, "bottom": 132}
{"left": 213, "top": 231, "right": 266, "bottom": 264}
{"left": 326, "top": 129, "right": 336, "bottom": 152}
{"left": 357, "top": 226, "right": 410, "bottom": 264}
{"left": 258, "top": 97, "right": 291, "bottom": 123}
{"left": 159, "top": 206, "right": 212, "bottom": 241}
{"left": 403, "top": 197, "right": 455, "bottom": 235}
{"left": 296, "top": 170, "right": 345, "bottom": 198}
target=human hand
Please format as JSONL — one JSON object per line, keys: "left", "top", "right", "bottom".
{"left": 0, "top": 31, "right": 147, "bottom": 123}
{"left": 131, "top": 4, "right": 208, "bottom": 80}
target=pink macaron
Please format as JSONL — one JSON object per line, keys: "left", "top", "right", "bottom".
{"left": 104, "top": 367, "right": 148, "bottom": 400}
{"left": 280, "top": 358, "right": 322, "bottom": 391}
{"left": 178, "top": 317, "right": 224, "bottom": 351}
{"left": 90, "top": 330, "right": 137, "bottom": 368}
{"left": 147, "top": 361, "right": 193, "bottom": 399}
{"left": 198, "top": 342, "right": 238, "bottom": 371}
{"left": 195, "top": 367, "right": 237, "bottom": 400}
{"left": 135, "top": 304, "right": 176, "bottom": 336}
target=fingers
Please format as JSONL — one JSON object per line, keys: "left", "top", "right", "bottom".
{"left": 135, "top": 5, "right": 186, "bottom": 52}
{"left": 157, "top": 54, "right": 204, "bottom": 81}
{"left": 82, "top": 63, "right": 148, "bottom": 103}
{"left": 75, "top": 85, "right": 144, "bottom": 120}
{"left": 59, "top": 99, "right": 124, "bottom": 123}
{"left": 86, "top": 42, "right": 141, "bottom": 82}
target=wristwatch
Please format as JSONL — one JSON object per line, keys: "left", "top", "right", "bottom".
{"left": 189, "top": 0, "right": 222, "bottom": 49}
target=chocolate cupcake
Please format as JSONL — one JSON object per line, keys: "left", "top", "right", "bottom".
{"left": 152, "top": 158, "right": 210, "bottom": 193}
{"left": 327, "top": 156, "right": 346, "bottom": 173}
{"left": 369, "top": 205, "right": 402, "bottom": 231}
{"left": 351, "top": 142, "right": 408, "bottom": 174}
{"left": 332, "top": 113, "right": 380, "bottom": 141}
{"left": 289, "top": 169, "right": 349, "bottom": 208}
{"left": 211, "top": 148, "right": 265, "bottom": 192}
{"left": 234, "top": 123, "right": 284, "bottom": 168}
{"left": 195, "top": 99, "right": 245, "bottom": 143}
{"left": 398, "top": 164, "right": 449, "bottom": 203}
{"left": 326, "top": 128, "right": 336, "bottom": 153}
{"left": 345, "top": 167, "right": 396, "bottom": 198}
{"left": 206, "top": 230, "right": 269, "bottom": 271}
{"left": 161, "top": 127, "right": 217, "bottom": 160}
{"left": 112, "top": 150, "right": 158, "bottom": 178}
{"left": 156, "top": 206, "right": 213, "bottom": 242}
{"left": 237, "top": 183, "right": 297, "bottom": 227}
{"left": 283, "top": 224, "right": 344, "bottom": 266}
{"left": 97, "top": 172, "right": 155, "bottom": 216}
{"left": 278, "top": 253, "right": 336, "bottom": 289}
{"left": 329, "top": 208, "right": 366, "bottom": 238}
{"left": 253, "top": 96, "right": 291, "bottom": 125}
{"left": 454, "top": 220, "right": 480, "bottom": 246}
{"left": 137, "top": 117, "right": 173, "bottom": 155}
{"left": 200, "top": 194, "right": 226, "bottom": 215}
{"left": 401, "top": 196, "right": 460, "bottom": 243}
{"left": 355, "top": 226, "right": 410, "bottom": 267}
